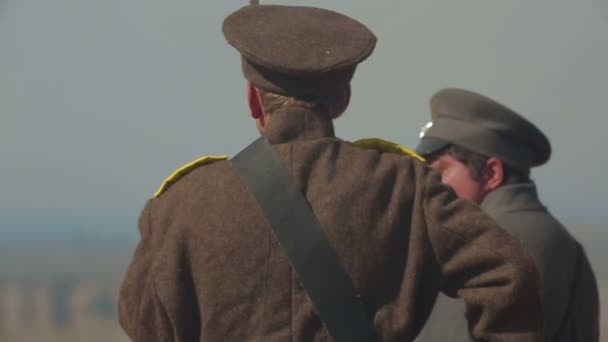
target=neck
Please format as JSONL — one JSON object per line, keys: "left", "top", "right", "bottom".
{"left": 261, "top": 107, "right": 335, "bottom": 144}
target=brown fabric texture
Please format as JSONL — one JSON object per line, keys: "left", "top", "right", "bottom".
{"left": 223, "top": 5, "right": 376, "bottom": 75}
{"left": 223, "top": 5, "right": 376, "bottom": 98}
{"left": 240, "top": 58, "right": 357, "bottom": 99}
{"left": 119, "top": 109, "right": 543, "bottom": 342}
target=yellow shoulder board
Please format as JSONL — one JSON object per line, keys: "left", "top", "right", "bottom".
{"left": 352, "top": 138, "right": 425, "bottom": 162}
{"left": 154, "top": 155, "right": 229, "bottom": 198}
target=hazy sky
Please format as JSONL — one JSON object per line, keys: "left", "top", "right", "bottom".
{"left": 2, "top": 0, "right": 607, "bottom": 228}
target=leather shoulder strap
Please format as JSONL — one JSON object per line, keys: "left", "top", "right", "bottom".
{"left": 230, "top": 137, "right": 380, "bottom": 342}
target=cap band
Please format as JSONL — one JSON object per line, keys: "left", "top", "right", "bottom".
{"left": 242, "top": 58, "right": 355, "bottom": 99}
{"left": 425, "top": 116, "right": 533, "bottom": 172}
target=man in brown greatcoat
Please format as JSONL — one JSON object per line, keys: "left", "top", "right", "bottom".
{"left": 118, "top": 5, "right": 543, "bottom": 342}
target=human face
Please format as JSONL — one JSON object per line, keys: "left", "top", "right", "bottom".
{"left": 428, "top": 153, "right": 485, "bottom": 204}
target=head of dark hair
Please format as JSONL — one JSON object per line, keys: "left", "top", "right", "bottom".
{"left": 427, "top": 144, "right": 530, "bottom": 185}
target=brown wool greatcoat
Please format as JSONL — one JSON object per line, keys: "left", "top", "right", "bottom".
{"left": 119, "top": 108, "right": 543, "bottom": 342}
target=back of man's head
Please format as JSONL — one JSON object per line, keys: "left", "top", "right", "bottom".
{"left": 256, "top": 86, "right": 351, "bottom": 120}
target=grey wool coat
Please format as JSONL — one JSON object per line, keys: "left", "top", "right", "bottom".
{"left": 415, "top": 183, "right": 599, "bottom": 342}
{"left": 119, "top": 108, "right": 543, "bottom": 342}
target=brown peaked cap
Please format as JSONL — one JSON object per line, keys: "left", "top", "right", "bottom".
{"left": 223, "top": 5, "right": 377, "bottom": 98}
{"left": 416, "top": 88, "right": 551, "bottom": 171}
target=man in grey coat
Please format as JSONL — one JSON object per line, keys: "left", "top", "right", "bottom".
{"left": 414, "top": 88, "right": 599, "bottom": 342}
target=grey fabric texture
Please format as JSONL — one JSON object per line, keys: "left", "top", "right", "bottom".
{"left": 416, "top": 184, "right": 599, "bottom": 342}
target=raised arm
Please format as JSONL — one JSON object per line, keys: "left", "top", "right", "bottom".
{"left": 423, "top": 172, "right": 543, "bottom": 341}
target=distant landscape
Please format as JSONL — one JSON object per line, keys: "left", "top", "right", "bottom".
{"left": 0, "top": 237, "right": 133, "bottom": 342}
{"left": 0, "top": 219, "right": 605, "bottom": 342}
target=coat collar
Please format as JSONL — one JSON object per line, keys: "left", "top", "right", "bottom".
{"left": 480, "top": 182, "right": 546, "bottom": 214}
{"left": 261, "top": 107, "right": 335, "bottom": 144}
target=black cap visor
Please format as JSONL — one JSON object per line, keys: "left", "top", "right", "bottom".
{"left": 415, "top": 137, "right": 450, "bottom": 157}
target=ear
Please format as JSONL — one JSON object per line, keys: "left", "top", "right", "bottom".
{"left": 247, "top": 82, "right": 263, "bottom": 120}
{"left": 343, "top": 85, "right": 351, "bottom": 106}
{"left": 337, "top": 85, "right": 351, "bottom": 114}
{"left": 482, "top": 157, "right": 504, "bottom": 192}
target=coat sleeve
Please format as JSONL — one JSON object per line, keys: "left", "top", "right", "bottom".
{"left": 422, "top": 172, "right": 544, "bottom": 342}
{"left": 118, "top": 199, "right": 200, "bottom": 342}
{"left": 557, "top": 248, "right": 599, "bottom": 342}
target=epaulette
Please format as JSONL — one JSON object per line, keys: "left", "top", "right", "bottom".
{"left": 154, "top": 155, "right": 229, "bottom": 198}
{"left": 352, "top": 138, "right": 425, "bottom": 162}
